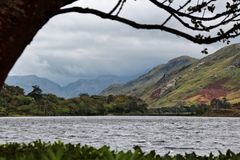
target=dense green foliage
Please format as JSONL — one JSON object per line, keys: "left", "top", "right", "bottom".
{"left": 148, "top": 104, "right": 209, "bottom": 116}
{"left": 0, "top": 141, "right": 239, "bottom": 160}
{"left": 149, "top": 98, "right": 240, "bottom": 116}
{"left": 0, "top": 85, "right": 147, "bottom": 116}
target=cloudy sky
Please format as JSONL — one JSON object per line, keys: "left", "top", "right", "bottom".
{"left": 9, "top": 0, "right": 232, "bottom": 85}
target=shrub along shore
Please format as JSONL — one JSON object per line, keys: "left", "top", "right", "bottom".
{"left": 0, "top": 141, "right": 239, "bottom": 160}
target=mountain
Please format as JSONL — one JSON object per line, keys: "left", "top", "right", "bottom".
{"left": 102, "top": 44, "right": 240, "bottom": 107}
{"left": 5, "top": 75, "right": 134, "bottom": 98}
{"left": 6, "top": 75, "right": 62, "bottom": 95}
{"left": 62, "top": 75, "right": 132, "bottom": 98}
{"left": 101, "top": 56, "right": 198, "bottom": 96}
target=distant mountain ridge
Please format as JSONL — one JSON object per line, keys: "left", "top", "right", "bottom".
{"left": 62, "top": 75, "right": 133, "bottom": 98}
{"left": 5, "top": 75, "right": 134, "bottom": 98}
{"left": 101, "top": 56, "right": 198, "bottom": 97}
{"left": 101, "top": 44, "right": 240, "bottom": 107}
{"left": 6, "top": 75, "right": 62, "bottom": 94}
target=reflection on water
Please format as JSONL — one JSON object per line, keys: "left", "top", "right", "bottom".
{"left": 0, "top": 116, "right": 239, "bottom": 155}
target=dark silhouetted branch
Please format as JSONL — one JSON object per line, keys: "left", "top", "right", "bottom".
{"left": 57, "top": 7, "right": 240, "bottom": 44}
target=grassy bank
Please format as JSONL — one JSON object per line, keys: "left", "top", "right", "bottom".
{"left": 0, "top": 141, "right": 239, "bottom": 160}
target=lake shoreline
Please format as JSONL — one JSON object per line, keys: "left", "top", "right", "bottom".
{"left": 1, "top": 113, "right": 240, "bottom": 118}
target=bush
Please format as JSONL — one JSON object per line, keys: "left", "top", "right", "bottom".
{"left": 0, "top": 141, "right": 239, "bottom": 160}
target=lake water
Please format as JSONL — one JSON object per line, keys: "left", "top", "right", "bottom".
{"left": 0, "top": 116, "right": 239, "bottom": 155}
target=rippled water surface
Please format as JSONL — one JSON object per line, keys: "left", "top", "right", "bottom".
{"left": 0, "top": 116, "right": 239, "bottom": 155}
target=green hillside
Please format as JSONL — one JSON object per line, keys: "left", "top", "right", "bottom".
{"left": 144, "top": 44, "right": 240, "bottom": 107}
{"left": 102, "top": 44, "right": 240, "bottom": 108}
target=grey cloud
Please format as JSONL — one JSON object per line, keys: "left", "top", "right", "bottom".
{"left": 9, "top": 1, "right": 232, "bottom": 85}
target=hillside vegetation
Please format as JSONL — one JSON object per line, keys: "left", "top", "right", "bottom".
{"left": 102, "top": 44, "right": 240, "bottom": 108}
{"left": 146, "top": 44, "right": 240, "bottom": 107}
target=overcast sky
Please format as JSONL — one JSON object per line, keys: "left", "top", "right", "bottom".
{"left": 9, "top": 0, "right": 232, "bottom": 85}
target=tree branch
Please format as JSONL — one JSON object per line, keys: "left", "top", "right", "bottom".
{"left": 149, "top": 0, "right": 240, "bottom": 21}
{"left": 109, "top": 0, "right": 122, "bottom": 15}
{"left": 56, "top": 7, "right": 240, "bottom": 44}
{"left": 161, "top": 0, "right": 191, "bottom": 26}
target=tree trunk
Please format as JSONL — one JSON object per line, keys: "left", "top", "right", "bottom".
{"left": 0, "top": 0, "right": 76, "bottom": 88}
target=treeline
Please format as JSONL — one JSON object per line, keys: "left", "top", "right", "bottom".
{"left": 149, "top": 98, "right": 240, "bottom": 116}
{"left": 1, "top": 84, "right": 240, "bottom": 116}
{"left": 0, "top": 85, "right": 147, "bottom": 116}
